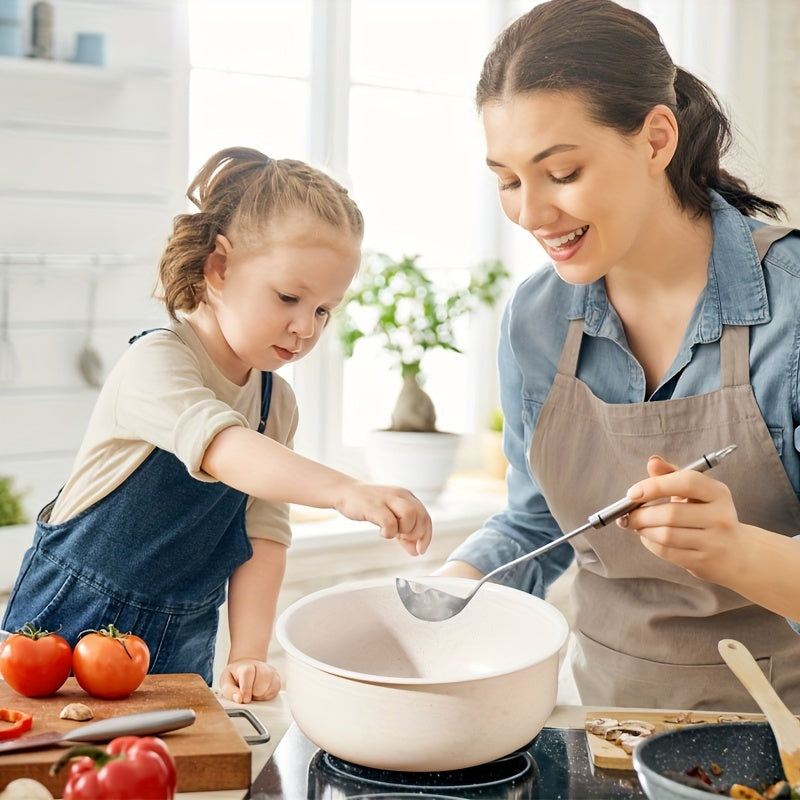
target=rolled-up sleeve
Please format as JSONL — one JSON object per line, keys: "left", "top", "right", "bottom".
{"left": 114, "top": 332, "right": 248, "bottom": 481}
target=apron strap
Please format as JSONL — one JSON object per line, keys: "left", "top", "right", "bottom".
{"left": 719, "top": 326, "right": 749, "bottom": 388}
{"left": 722, "top": 225, "right": 799, "bottom": 387}
{"left": 556, "top": 318, "right": 584, "bottom": 377}
{"left": 751, "top": 224, "right": 795, "bottom": 261}
{"left": 257, "top": 371, "right": 273, "bottom": 433}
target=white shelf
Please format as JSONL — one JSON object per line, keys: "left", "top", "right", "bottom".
{"left": 0, "top": 54, "right": 121, "bottom": 84}
{"left": 0, "top": 55, "right": 169, "bottom": 83}
{"left": 0, "top": 253, "right": 137, "bottom": 275}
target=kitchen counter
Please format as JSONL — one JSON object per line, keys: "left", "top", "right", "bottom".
{"left": 177, "top": 696, "right": 632, "bottom": 799}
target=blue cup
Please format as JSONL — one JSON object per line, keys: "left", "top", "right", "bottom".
{"left": 73, "top": 32, "right": 105, "bottom": 66}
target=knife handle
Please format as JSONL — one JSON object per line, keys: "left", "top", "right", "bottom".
{"left": 68, "top": 708, "right": 196, "bottom": 742}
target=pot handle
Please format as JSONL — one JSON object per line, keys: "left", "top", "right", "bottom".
{"left": 226, "top": 707, "right": 271, "bottom": 745}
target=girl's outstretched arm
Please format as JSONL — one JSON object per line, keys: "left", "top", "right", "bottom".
{"left": 202, "top": 425, "right": 432, "bottom": 555}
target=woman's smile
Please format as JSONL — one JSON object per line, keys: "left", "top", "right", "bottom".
{"left": 539, "top": 225, "right": 589, "bottom": 261}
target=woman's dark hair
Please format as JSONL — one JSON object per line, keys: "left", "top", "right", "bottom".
{"left": 477, "top": 0, "right": 782, "bottom": 220}
{"left": 157, "top": 146, "right": 364, "bottom": 319}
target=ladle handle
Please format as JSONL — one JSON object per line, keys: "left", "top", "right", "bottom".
{"left": 718, "top": 638, "right": 800, "bottom": 786}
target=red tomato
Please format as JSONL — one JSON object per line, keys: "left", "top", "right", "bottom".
{"left": 0, "top": 622, "right": 73, "bottom": 697}
{"left": 72, "top": 624, "right": 150, "bottom": 699}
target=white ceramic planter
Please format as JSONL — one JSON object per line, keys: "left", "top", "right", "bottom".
{"left": 365, "top": 430, "right": 461, "bottom": 505}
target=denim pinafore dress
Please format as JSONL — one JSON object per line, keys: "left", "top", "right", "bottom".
{"left": 2, "top": 332, "right": 273, "bottom": 685}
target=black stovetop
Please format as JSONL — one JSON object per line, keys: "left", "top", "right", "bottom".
{"left": 247, "top": 723, "right": 646, "bottom": 799}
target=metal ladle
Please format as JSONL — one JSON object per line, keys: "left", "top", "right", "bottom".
{"left": 397, "top": 444, "right": 737, "bottom": 621}
{"left": 718, "top": 638, "right": 800, "bottom": 788}
{"left": 77, "top": 274, "right": 104, "bottom": 388}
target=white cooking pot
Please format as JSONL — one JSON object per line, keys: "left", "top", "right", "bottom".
{"left": 276, "top": 576, "right": 569, "bottom": 771}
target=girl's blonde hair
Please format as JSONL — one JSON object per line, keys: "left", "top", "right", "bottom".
{"left": 157, "top": 146, "right": 365, "bottom": 319}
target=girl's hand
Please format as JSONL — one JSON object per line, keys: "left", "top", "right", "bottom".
{"left": 335, "top": 483, "right": 433, "bottom": 556}
{"left": 616, "top": 453, "right": 749, "bottom": 583}
{"left": 219, "top": 659, "right": 281, "bottom": 704}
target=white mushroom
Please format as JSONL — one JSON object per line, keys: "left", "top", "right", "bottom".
{"left": 586, "top": 717, "right": 619, "bottom": 736}
{"left": 618, "top": 732, "right": 646, "bottom": 754}
{"left": 617, "top": 720, "right": 656, "bottom": 735}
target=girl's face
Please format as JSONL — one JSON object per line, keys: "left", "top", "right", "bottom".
{"left": 482, "top": 91, "right": 673, "bottom": 284}
{"left": 205, "top": 209, "right": 361, "bottom": 382}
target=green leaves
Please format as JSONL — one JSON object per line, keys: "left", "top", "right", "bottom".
{"left": 337, "top": 252, "right": 510, "bottom": 372}
{"left": 0, "top": 476, "right": 27, "bottom": 527}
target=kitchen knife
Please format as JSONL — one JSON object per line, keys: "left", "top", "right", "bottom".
{"left": 0, "top": 708, "right": 196, "bottom": 755}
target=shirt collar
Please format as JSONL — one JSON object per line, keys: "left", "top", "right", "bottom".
{"left": 568, "top": 191, "right": 770, "bottom": 342}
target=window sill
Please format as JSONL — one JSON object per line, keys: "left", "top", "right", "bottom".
{"left": 289, "top": 472, "right": 506, "bottom": 552}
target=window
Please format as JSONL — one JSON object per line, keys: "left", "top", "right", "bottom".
{"left": 187, "top": 0, "right": 513, "bottom": 473}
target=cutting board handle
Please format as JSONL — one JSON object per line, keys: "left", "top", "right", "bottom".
{"left": 226, "top": 708, "right": 270, "bottom": 745}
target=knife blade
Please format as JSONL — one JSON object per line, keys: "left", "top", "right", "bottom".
{"left": 0, "top": 708, "right": 196, "bottom": 755}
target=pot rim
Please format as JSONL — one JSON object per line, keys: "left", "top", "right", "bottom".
{"left": 276, "top": 576, "right": 569, "bottom": 685}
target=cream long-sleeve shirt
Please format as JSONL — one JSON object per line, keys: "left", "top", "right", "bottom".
{"left": 49, "top": 320, "right": 297, "bottom": 546}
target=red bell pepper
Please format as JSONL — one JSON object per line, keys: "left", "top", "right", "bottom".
{"left": 51, "top": 735, "right": 176, "bottom": 799}
{"left": 0, "top": 707, "right": 33, "bottom": 740}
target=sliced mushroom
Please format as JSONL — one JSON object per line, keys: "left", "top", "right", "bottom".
{"left": 618, "top": 732, "right": 646, "bottom": 754}
{"left": 618, "top": 719, "right": 656, "bottom": 734}
{"left": 59, "top": 702, "right": 94, "bottom": 721}
{"left": 586, "top": 717, "right": 619, "bottom": 736}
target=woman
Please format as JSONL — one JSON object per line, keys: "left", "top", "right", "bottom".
{"left": 438, "top": 0, "right": 800, "bottom": 711}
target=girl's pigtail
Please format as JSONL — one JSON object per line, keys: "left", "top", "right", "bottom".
{"left": 156, "top": 212, "right": 216, "bottom": 319}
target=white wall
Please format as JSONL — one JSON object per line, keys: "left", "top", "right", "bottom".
{"left": 0, "top": 0, "right": 189, "bottom": 521}
{"left": 2, "top": 0, "right": 799, "bottom": 527}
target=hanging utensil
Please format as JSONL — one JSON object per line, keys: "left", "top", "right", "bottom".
{"left": 0, "top": 268, "right": 18, "bottom": 385}
{"left": 397, "top": 444, "right": 737, "bottom": 621}
{"left": 718, "top": 638, "right": 800, "bottom": 788}
{"left": 77, "top": 274, "right": 104, "bottom": 388}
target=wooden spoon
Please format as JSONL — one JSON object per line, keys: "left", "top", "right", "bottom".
{"left": 718, "top": 638, "right": 800, "bottom": 787}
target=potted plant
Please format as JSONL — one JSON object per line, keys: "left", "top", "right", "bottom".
{"left": 0, "top": 475, "right": 30, "bottom": 593}
{"left": 0, "top": 475, "right": 26, "bottom": 528}
{"left": 338, "top": 252, "right": 509, "bottom": 502}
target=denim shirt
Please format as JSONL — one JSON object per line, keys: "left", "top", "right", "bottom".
{"left": 450, "top": 192, "right": 800, "bottom": 620}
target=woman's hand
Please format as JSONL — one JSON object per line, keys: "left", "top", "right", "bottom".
{"left": 334, "top": 483, "right": 433, "bottom": 556}
{"left": 617, "top": 453, "right": 800, "bottom": 622}
{"left": 219, "top": 659, "right": 281, "bottom": 704}
{"left": 615, "top": 453, "right": 749, "bottom": 583}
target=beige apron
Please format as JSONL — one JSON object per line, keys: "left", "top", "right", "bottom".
{"left": 530, "top": 225, "right": 800, "bottom": 712}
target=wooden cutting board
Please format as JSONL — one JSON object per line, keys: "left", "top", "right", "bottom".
{"left": 585, "top": 709, "right": 766, "bottom": 770}
{"left": 0, "top": 673, "right": 251, "bottom": 795}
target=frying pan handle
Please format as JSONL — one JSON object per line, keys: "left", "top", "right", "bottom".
{"left": 226, "top": 708, "right": 271, "bottom": 745}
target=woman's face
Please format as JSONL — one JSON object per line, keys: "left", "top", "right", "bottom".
{"left": 206, "top": 210, "right": 361, "bottom": 382}
{"left": 482, "top": 91, "right": 667, "bottom": 284}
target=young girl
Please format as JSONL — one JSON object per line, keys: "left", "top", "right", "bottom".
{"left": 437, "top": 0, "right": 800, "bottom": 711}
{"left": 3, "top": 147, "right": 432, "bottom": 704}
